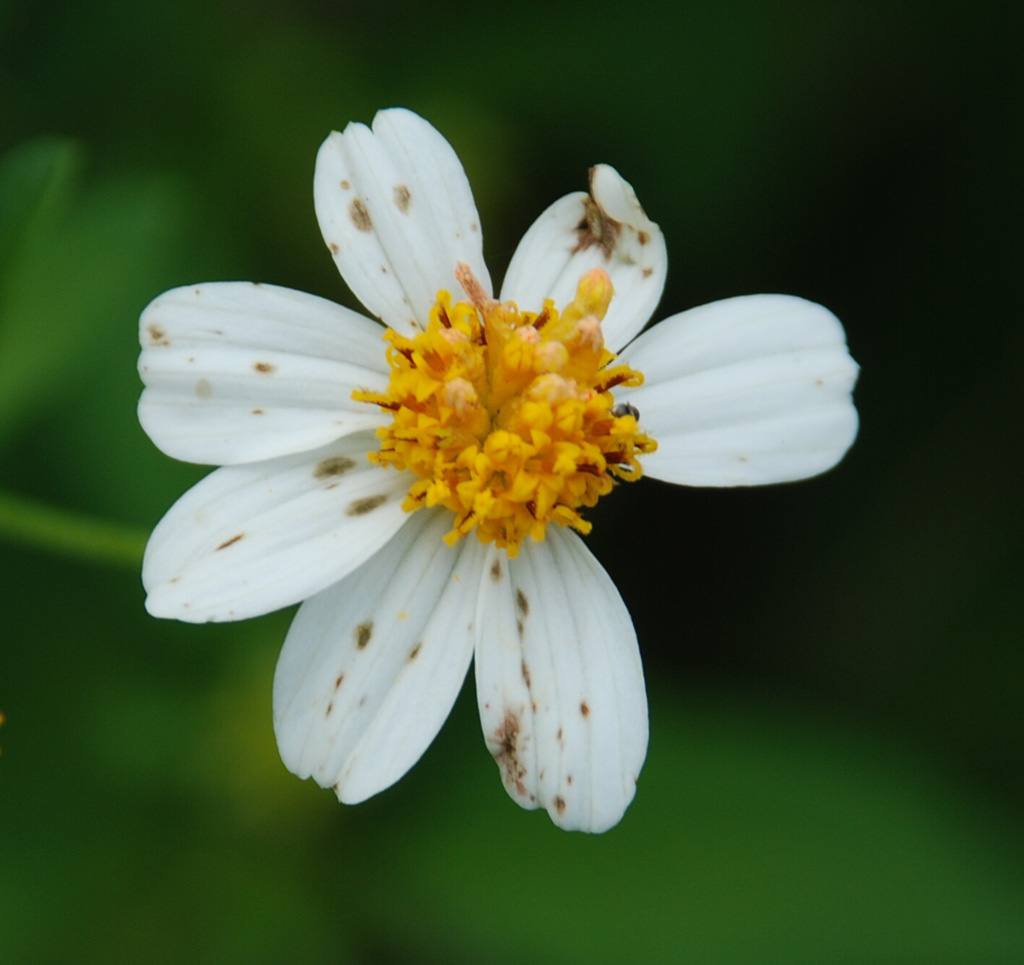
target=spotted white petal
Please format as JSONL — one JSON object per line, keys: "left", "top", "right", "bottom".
{"left": 143, "top": 433, "right": 409, "bottom": 623}
{"left": 273, "top": 508, "right": 486, "bottom": 803}
{"left": 474, "top": 527, "right": 648, "bottom": 833}
{"left": 617, "top": 294, "right": 859, "bottom": 486}
{"left": 314, "top": 108, "right": 491, "bottom": 333}
{"left": 138, "top": 283, "right": 390, "bottom": 466}
{"left": 500, "top": 164, "right": 667, "bottom": 353}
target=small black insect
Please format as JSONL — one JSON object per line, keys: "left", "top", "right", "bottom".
{"left": 611, "top": 401, "right": 639, "bottom": 420}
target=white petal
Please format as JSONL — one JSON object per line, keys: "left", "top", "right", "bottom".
{"left": 617, "top": 294, "right": 859, "bottom": 486}
{"left": 273, "top": 508, "right": 486, "bottom": 803}
{"left": 314, "top": 108, "right": 491, "bottom": 333}
{"left": 474, "top": 528, "right": 648, "bottom": 833}
{"left": 500, "top": 164, "right": 667, "bottom": 352}
{"left": 143, "top": 433, "right": 411, "bottom": 622}
{"left": 138, "top": 282, "right": 390, "bottom": 465}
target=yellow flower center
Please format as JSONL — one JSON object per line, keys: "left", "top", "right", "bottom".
{"left": 354, "top": 264, "right": 656, "bottom": 556}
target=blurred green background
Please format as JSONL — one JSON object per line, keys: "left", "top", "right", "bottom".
{"left": 2, "top": 1, "right": 1022, "bottom": 961}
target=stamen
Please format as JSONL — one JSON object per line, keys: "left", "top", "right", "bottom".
{"left": 356, "top": 266, "right": 656, "bottom": 554}
{"left": 595, "top": 372, "right": 632, "bottom": 393}
{"left": 515, "top": 326, "right": 540, "bottom": 345}
{"left": 527, "top": 373, "right": 576, "bottom": 405}
{"left": 535, "top": 341, "right": 568, "bottom": 374}
{"left": 560, "top": 268, "right": 613, "bottom": 328}
{"left": 574, "top": 316, "right": 603, "bottom": 353}
{"left": 444, "top": 377, "right": 478, "bottom": 414}
{"left": 441, "top": 328, "right": 469, "bottom": 347}
{"left": 456, "top": 262, "right": 495, "bottom": 314}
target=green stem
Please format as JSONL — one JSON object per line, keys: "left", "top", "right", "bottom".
{"left": 0, "top": 489, "right": 147, "bottom": 568}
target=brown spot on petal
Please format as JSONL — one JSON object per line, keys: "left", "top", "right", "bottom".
{"left": 147, "top": 323, "right": 168, "bottom": 344}
{"left": 355, "top": 622, "right": 373, "bottom": 650}
{"left": 314, "top": 456, "right": 357, "bottom": 479}
{"left": 567, "top": 774, "right": 574, "bottom": 785}
{"left": 515, "top": 589, "right": 529, "bottom": 617}
{"left": 393, "top": 184, "right": 411, "bottom": 212}
{"left": 642, "top": 267, "right": 653, "bottom": 278}
{"left": 490, "top": 559, "right": 502, "bottom": 581}
{"left": 553, "top": 796, "right": 567, "bottom": 816}
{"left": 491, "top": 709, "right": 529, "bottom": 798}
{"left": 334, "top": 673, "right": 345, "bottom": 690}
{"left": 340, "top": 179, "right": 350, "bottom": 190}
{"left": 325, "top": 701, "right": 333, "bottom": 717}
{"left": 253, "top": 361, "right": 275, "bottom": 374}
{"left": 408, "top": 641, "right": 422, "bottom": 661}
{"left": 347, "top": 494, "right": 388, "bottom": 516}
{"left": 580, "top": 701, "right": 590, "bottom": 718}
{"left": 637, "top": 230, "right": 650, "bottom": 245}
{"left": 574, "top": 191, "right": 621, "bottom": 258}
{"left": 521, "top": 660, "right": 532, "bottom": 690}
{"left": 216, "top": 533, "right": 244, "bottom": 551}
{"left": 251, "top": 408, "right": 264, "bottom": 415}
{"left": 195, "top": 378, "right": 213, "bottom": 399}
{"left": 350, "top": 199, "right": 372, "bottom": 231}
{"left": 329, "top": 242, "right": 339, "bottom": 254}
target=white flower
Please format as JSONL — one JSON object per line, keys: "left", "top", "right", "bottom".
{"left": 138, "top": 108, "right": 858, "bottom": 833}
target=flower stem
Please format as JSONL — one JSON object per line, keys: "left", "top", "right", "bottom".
{"left": 0, "top": 489, "right": 147, "bottom": 568}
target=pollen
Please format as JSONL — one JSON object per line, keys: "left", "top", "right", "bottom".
{"left": 354, "top": 264, "right": 656, "bottom": 555}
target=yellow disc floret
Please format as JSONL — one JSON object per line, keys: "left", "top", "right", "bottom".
{"left": 354, "top": 264, "right": 657, "bottom": 556}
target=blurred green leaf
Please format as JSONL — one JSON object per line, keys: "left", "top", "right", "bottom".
{"left": 350, "top": 691, "right": 1024, "bottom": 964}
{"left": 0, "top": 140, "right": 83, "bottom": 441}
{"left": 0, "top": 141, "right": 187, "bottom": 443}
{"left": 0, "top": 138, "right": 81, "bottom": 277}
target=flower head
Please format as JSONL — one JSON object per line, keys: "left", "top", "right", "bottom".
{"left": 138, "top": 109, "right": 858, "bottom": 832}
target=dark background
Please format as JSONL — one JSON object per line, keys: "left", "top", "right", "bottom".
{"left": 1, "top": 1, "right": 1022, "bottom": 961}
